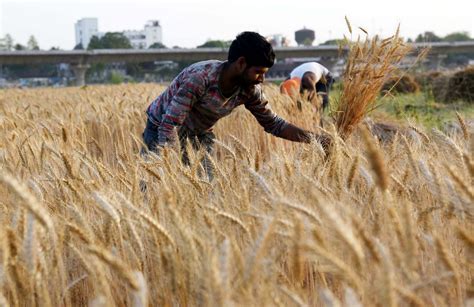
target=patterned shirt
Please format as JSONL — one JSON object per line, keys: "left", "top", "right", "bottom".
{"left": 146, "top": 60, "right": 288, "bottom": 145}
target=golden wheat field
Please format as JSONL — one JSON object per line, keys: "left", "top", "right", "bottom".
{"left": 0, "top": 81, "right": 472, "bottom": 307}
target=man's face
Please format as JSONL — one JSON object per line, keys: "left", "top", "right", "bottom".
{"left": 240, "top": 66, "right": 269, "bottom": 87}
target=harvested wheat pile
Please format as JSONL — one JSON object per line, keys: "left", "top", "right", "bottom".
{"left": 432, "top": 73, "right": 451, "bottom": 102}
{"left": 414, "top": 71, "right": 443, "bottom": 90}
{"left": 446, "top": 66, "right": 474, "bottom": 103}
{"left": 381, "top": 74, "right": 420, "bottom": 94}
{"left": 334, "top": 20, "right": 424, "bottom": 139}
{"left": 429, "top": 67, "right": 474, "bottom": 103}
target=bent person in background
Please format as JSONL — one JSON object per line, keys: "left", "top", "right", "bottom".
{"left": 142, "top": 32, "right": 330, "bottom": 181}
{"left": 280, "top": 62, "right": 334, "bottom": 112}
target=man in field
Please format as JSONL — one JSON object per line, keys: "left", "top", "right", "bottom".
{"left": 280, "top": 62, "right": 334, "bottom": 111}
{"left": 142, "top": 32, "right": 329, "bottom": 180}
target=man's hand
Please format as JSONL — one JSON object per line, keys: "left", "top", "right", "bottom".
{"left": 279, "top": 124, "right": 332, "bottom": 151}
{"left": 313, "top": 132, "right": 332, "bottom": 155}
{"left": 307, "top": 89, "right": 317, "bottom": 103}
{"left": 296, "top": 99, "right": 303, "bottom": 111}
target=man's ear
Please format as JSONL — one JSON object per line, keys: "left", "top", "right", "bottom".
{"left": 236, "top": 56, "right": 247, "bottom": 72}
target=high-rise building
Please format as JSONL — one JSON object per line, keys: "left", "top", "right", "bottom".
{"left": 145, "top": 20, "right": 163, "bottom": 48}
{"left": 75, "top": 18, "right": 99, "bottom": 49}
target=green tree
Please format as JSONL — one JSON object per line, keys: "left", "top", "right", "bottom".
{"left": 197, "top": 40, "right": 231, "bottom": 48}
{"left": 109, "top": 71, "right": 124, "bottom": 84}
{"left": 302, "top": 38, "right": 314, "bottom": 46}
{"left": 415, "top": 31, "right": 442, "bottom": 43}
{"left": 4, "top": 34, "right": 14, "bottom": 51}
{"left": 27, "top": 35, "right": 40, "bottom": 50}
{"left": 87, "top": 32, "right": 132, "bottom": 50}
{"left": 443, "top": 31, "right": 472, "bottom": 42}
{"left": 14, "top": 44, "right": 26, "bottom": 51}
{"left": 149, "top": 42, "right": 167, "bottom": 49}
{"left": 87, "top": 36, "right": 102, "bottom": 49}
{"left": 101, "top": 32, "right": 132, "bottom": 49}
{"left": 320, "top": 39, "right": 345, "bottom": 46}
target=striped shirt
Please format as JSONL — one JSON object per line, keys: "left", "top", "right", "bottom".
{"left": 146, "top": 60, "right": 288, "bottom": 145}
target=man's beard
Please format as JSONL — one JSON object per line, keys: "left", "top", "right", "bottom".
{"left": 239, "top": 71, "right": 261, "bottom": 87}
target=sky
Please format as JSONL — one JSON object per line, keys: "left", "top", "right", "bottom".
{"left": 0, "top": 0, "right": 473, "bottom": 50}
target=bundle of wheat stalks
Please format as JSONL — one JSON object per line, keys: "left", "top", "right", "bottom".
{"left": 0, "top": 83, "right": 472, "bottom": 306}
{"left": 335, "top": 19, "right": 418, "bottom": 139}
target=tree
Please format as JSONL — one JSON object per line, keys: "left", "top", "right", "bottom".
{"left": 320, "top": 39, "right": 346, "bottom": 46}
{"left": 27, "top": 35, "right": 40, "bottom": 50}
{"left": 4, "top": 34, "right": 14, "bottom": 51}
{"left": 87, "top": 36, "right": 102, "bottom": 50}
{"left": 149, "top": 42, "right": 167, "bottom": 49}
{"left": 100, "top": 32, "right": 132, "bottom": 49}
{"left": 14, "top": 44, "right": 26, "bottom": 51}
{"left": 302, "top": 38, "right": 314, "bottom": 46}
{"left": 87, "top": 32, "right": 132, "bottom": 50}
{"left": 443, "top": 31, "right": 472, "bottom": 42}
{"left": 73, "top": 43, "right": 84, "bottom": 50}
{"left": 415, "top": 31, "right": 442, "bottom": 43}
{"left": 197, "top": 40, "right": 231, "bottom": 48}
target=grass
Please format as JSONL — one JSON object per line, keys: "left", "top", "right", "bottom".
{"left": 325, "top": 81, "right": 474, "bottom": 130}
{"left": 0, "top": 82, "right": 472, "bottom": 306}
{"left": 379, "top": 91, "right": 474, "bottom": 129}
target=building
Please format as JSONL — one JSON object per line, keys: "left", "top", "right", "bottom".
{"left": 75, "top": 18, "right": 163, "bottom": 49}
{"left": 144, "top": 20, "right": 163, "bottom": 48}
{"left": 75, "top": 18, "right": 99, "bottom": 49}
{"left": 266, "top": 34, "right": 290, "bottom": 48}
{"left": 123, "top": 20, "right": 163, "bottom": 49}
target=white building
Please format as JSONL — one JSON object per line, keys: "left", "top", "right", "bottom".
{"left": 75, "top": 18, "right": 163, "bottom": 49}
{"left": 123, "top": 20, "right": 163, "bottom": 49}
{"left": 266, "top": 34, "right": 290, "bottom": 48}
{"left": 75, "top": 18, "right": 99, "bottom": 49}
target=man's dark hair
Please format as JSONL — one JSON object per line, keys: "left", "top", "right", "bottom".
{"left": 228, "top": 32, "right": 275, "bottom": 68}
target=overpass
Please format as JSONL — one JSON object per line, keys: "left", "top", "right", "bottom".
{"left": 1, "top": 41, "right": 473, "bottom": 85}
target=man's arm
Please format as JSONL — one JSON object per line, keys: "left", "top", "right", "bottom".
{"left": 244, "top": 86, "right": 288, "bottom": 136}
{"left": 279, "top": 124, "right": 332, "bottom": 152}
{"left": 157, "top": 75, "right": 205, "bottom": 146}
{"left": 301, "top": 71, "right": 317, "bottom": 102}
{"left": 244, "top": 86, "right": 331, "bottom": 149}
{"left": 316, "top": 72, "right": 334, "bottom": 110}
{"left": 278, "top": 123, "right": 312, "bottom": 142}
